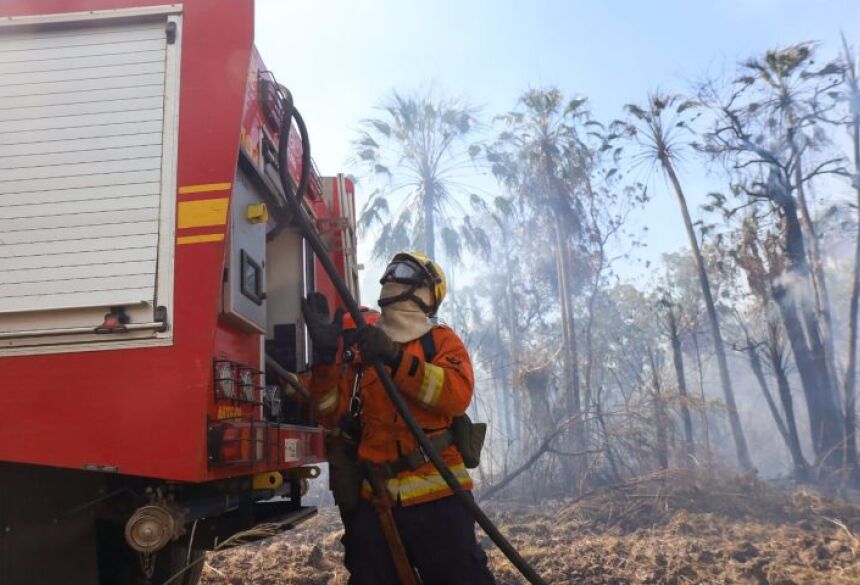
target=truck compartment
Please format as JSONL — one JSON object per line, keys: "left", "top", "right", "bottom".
{"left": 0, "top": 7, "right": 181, "bottom": 352}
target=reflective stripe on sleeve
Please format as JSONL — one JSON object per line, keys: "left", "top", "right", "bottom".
{"left": 317, "top": 387, "right": 339, "bottom": 413}
{"left": 418, "top": 363, "right": 445, "bottom": 407}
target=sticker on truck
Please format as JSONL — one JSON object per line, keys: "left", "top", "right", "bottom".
{"left": 284, "top": 438, "right": 301, "bottom": 462}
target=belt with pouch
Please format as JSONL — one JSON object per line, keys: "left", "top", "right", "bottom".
{"left": 378, "top": 429, "right": 455, "bottom": 478}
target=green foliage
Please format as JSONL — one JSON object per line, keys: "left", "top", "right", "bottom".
{"left": 487, "top": 87, "right": 598, "bottom": 230}
{"left": 352, "top": 87, "right": 485, "bottom": 263}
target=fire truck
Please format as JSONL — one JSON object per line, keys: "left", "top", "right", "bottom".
{"left": 0, "top": 1, "right": 359, "bottom": 583}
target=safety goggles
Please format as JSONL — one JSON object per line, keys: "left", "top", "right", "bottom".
{"left": 379, "top": 258, "right": 429, "bottom": 286}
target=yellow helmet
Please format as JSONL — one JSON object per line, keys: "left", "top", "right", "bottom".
{"left": 379, "top": 251, "right": 447, "bottom": 316}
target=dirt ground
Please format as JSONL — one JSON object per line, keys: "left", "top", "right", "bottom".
{"left": 200, "top": 470, "right": 860, "bottom": 585}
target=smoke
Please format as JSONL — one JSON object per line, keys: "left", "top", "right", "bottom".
{"left": 772, "top": 270, "right": 817, "bottom": 315}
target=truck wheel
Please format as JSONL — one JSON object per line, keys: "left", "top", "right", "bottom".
{"left": 139, "top": 541, "right": 205, "bottom": 585}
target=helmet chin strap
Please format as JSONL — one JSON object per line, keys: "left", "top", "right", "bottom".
{"left": 378, "top": 283, "right": 435, "bottom": 316}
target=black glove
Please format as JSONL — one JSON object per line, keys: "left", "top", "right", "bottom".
{"left": 355, "top": 326, "right": 402, "bottom": 368}
{"left": 302, "top": 292, "right": 345, "bottom": 365}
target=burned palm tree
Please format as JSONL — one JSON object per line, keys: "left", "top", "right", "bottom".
{"left": 738, "top": 43, "right": 844, "bottom": 421}
{"left": 701, "top": 44, "right": 847, "bottom": 473}
{"left": 621, "top": 93, "right": 753, "bottom": 471}
{"left": 486, "top": 89, "right": 594, "bottom": 448}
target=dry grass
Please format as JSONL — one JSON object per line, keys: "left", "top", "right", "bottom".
{"left": 201, "top": 470, "right": 860, "bottom": 584}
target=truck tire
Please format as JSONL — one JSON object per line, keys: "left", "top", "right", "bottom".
{"left": 139, "top": 541, "right": 205, "bottom": 585}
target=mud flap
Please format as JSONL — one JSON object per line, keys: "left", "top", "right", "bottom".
{"left": 0, "top": 462, "right": 103, "bottom": 585}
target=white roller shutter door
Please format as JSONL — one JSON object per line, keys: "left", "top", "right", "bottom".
{"left": 0, "top": 6, "right": 181, "bottom": 351}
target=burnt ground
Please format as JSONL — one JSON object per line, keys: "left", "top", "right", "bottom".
{"left": 199, "top": 470, "right": 860, "bottom": 585}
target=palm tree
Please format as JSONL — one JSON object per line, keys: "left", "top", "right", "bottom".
{"left": 622, "top": 93, "right": 753, "bottom": 470}
{"left": 738, "top": 43, "right": 843, "bottom": 417}
{"left": 353, "top": 88, "right": 489, "bottom": 264}
{"left": 487, "top": 88, "right": 594, "bottom": 448}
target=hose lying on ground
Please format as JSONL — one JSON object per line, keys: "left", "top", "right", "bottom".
{"left": 276, "top": 88, "right": 548, "bottom": 585}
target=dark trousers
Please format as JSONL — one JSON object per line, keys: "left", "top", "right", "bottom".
{"left": 342, "top": 494, "right": 496, "bottom": 585}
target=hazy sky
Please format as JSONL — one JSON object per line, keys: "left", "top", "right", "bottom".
{"left": 255, "top": 0, "right": 860, "bottom": 289}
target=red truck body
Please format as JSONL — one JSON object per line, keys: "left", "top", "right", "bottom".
{"left": 0, "top": 2, "right": 358, "bottom": 582}
{"left": 0, "top": 0, "right": 359, "bottom": 481}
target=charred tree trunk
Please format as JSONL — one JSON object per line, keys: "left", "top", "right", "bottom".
{"left": 555, "top": 219, "right": 582, "bottom": 420}
{"left": 692, "top": 329, "right": 713, "bottom": 467}
{"left": 539, "top": 140, "right": 585, "bottom": 488}
{"left": 774, "top": 289, "right": 829, "bottom": 449}
{"left": 554, "top": 218, "right": 584, "bottom": 460}
{"left": 595, "top": 383, "right": 621, "bottom": 481}
{"left": 766, "top": 323, "right": 809, "bottom": 480}
{"left": 846, "top": 172, "right": 860, "bottom": 474}
{"left": 649, "top": 348, "right": 669, "bottom": 470}
{"left": 500, "top": 222, "right": 525, "bottom": 457}
{"left": 745, "top": 343, "right": 791, "bottom": 444}
{"left": 791, "top": 144, "right": 841, "bottom": 404}
{"left": 663, "top": 159, "right": 752, "bottom": 470}
{"left": 743, "top": 338, "right": 809, "bottom": 476}
{"left": 583, "top": 290, "right": 598, "bottom": 438}
{"left": 583, "top": 227, "right": 607, "bottom": 440}
{"left": 770, "top": 178, "right": 844, "bottom": 470}
{"left": 843, "top": 49, "right": 860, "bottom": 472}
{"left": 554, "top": 219, "right": 587, "bottom": 494}
{"left": 492, "top": 316, "right": 514, "bottom": 474}
{"left": 666, "top": 307, "right": 695, "bottom": 463}
{"left": 782, "top": 87, "right": 838, "bottom": 392}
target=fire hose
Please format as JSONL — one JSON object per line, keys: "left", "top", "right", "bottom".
{"left": 276, "top": 88, "right": 548, "bottom": 585}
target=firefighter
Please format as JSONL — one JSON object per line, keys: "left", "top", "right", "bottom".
{"left": 303, "top": 251, "right": 495, "bottom": 585}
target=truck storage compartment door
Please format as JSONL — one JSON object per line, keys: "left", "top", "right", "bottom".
{"left": 223, "top": 169, "right": 268, "bottom": 333}
{"left": 0, "top": 6, "right": 182, "bottom": 352}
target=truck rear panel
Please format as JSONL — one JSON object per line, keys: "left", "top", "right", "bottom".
{"left": 0, "top": 0, "right": 354, "bottom": 483}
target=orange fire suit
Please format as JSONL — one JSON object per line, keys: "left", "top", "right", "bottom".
{"left": 308, "top": 324, "right": 474, "bottom": 506}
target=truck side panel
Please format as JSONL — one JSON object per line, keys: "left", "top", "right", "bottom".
{"left": 0, "top": 0, "right": 255, "bottom": 481}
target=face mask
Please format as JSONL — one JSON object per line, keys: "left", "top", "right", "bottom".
{"left": 375, "top": 282, "right": 433, "bottom": 343}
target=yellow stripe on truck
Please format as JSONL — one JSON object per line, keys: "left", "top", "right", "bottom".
{"left": 177, "top": 198, "right": 229, "bottom": 229}
{"left": 178, "top": 182, "right": 232, "bottom": 194}
{"left": 177, "top": 233, "right": 225, "bottom": 245}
